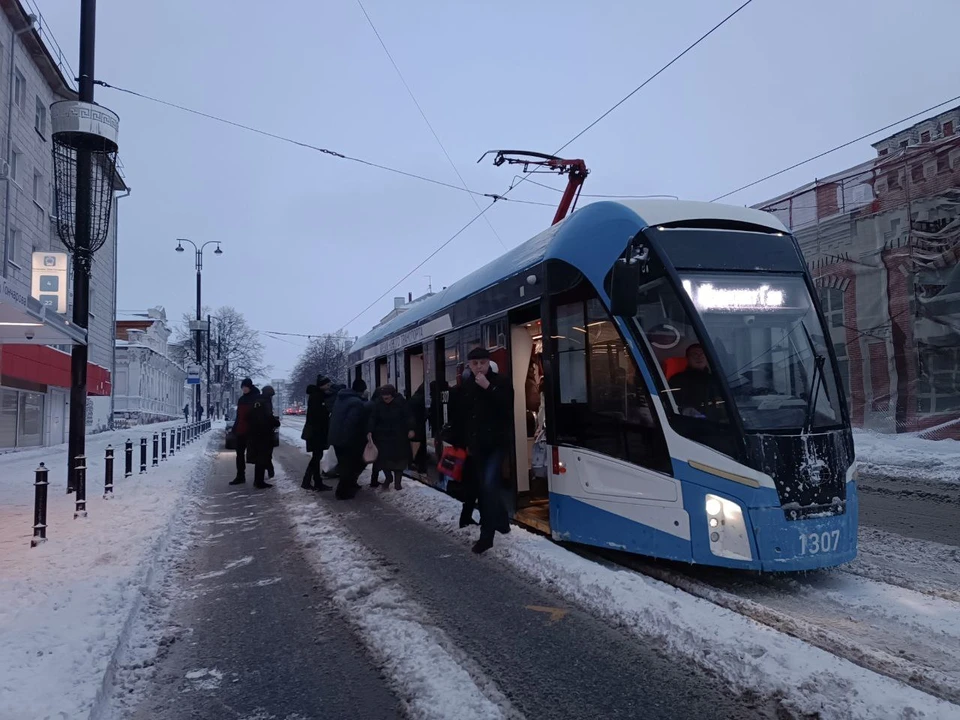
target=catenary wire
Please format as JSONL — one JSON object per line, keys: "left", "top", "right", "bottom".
{"left": 355, "top": 0, "right": 507, "bottom": 250}
{"left": 711, "top": 93, "right": 960, "bottom": 202}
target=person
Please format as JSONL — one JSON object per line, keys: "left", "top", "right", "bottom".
{"left": 183, "top": 404, "right": 189, "bottom": 423}
{"left": 453, "top": 347, "right": 514, "bottom": 554}
{"left": 301, "top": 376, "right": 333, "bottom": 491}
{"left": 246, "top": 386, "right": 278, "bottom": 489}
{"left": 367, "top": 385, "right": 385, "bottom": 488}
{"left": 197, "top": 404, "right": 204, "bottom": 423}
{"left": 259, "top": 385, "right": 277, "bottom": 480}
{"left": 328, "top": 377, "right": 371, "bottom": 499}
{"left": 409, "top": 383, "right": 428, "bottom": 474}
{"left": 229, "top": 378, "right": 260, "bottom": 485}
{"left": 367, "top": 384, "right": 414, "bottom": 490}
{"left": 668, "top": 343, "right": 724, "bottom": 418}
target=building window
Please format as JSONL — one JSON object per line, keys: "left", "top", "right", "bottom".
{"left": 937, "top": 152, "right": 951, "bottom": 174}
{"left": 0, "top": 388, "right": 45, "bottom": 448}
{"left": 920, "top": 130, "right": 931, "bottom": 143}
{"left": 911, "top": 164, "right": 925, "bottom": 183}
{"left": 13, "top": 68, "right": 24, "bottom": 108}
{"left": 918, "top": 347, "right": 960, "bottom": 413}
{"left": 818, "top": 286, "right": 845, "bottom": 329}
{"left": 899, "top": 140, "right": 909, "bottom": 149}
{"left": 34, "top": 96, "right": 46, "bottom": 137}
{"left": 878, "top": 148, "right": 889, "bottom": 157}
{"left": 886, "top": 170, "right": 900, "bottom": 189}
{"left": 11, "top": 149, "right": 20, "bottom": 182}
{"left": 944, "top": 121, "right": 954, "bottom": 137}
{"left": 32, "top": 170, "right": 42, "bottom": 204}
{"left": 8, "top": 226, "right": 20, "bottom": 266}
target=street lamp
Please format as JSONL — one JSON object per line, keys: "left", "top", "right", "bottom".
{"left": 175, "top": 238, "right": 222, "bottom": 419}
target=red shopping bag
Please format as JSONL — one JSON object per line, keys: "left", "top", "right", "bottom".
{"left": 436, "top": 446, "right": 467, "bottom": 482}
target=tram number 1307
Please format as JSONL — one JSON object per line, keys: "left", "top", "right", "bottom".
{"left": 799, "top": 530, "right": 841, "bottom": 556}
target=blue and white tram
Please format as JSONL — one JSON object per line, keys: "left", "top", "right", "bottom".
{"left": 348, "top": 199, "right": 857, "bottom": 571}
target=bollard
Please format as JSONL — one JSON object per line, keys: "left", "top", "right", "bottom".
{"left": 169, "top": 427, "right": 175, "bottom": 457}
{"left": 124, "top": 439, "right": 133, "bottom": 478}
{"left": 31, "top": 463, "right": 49, "bottom": 547}
{"left": 161, "top": 429, "right": 167, "bottom": 460}
{"left": 74, "top": 455, "right": 87, "bottom": 519}
{"left": 176, "top": 426, "right": 182, "bottom": 451}
{"left": 104, "top": 445, "right": 114, "bottom": 498}
{"left": 140, "top": 437, "right": 147, "bottom": 474}
{"left": 152, "top": 432, "right": 159, "bottom": 467}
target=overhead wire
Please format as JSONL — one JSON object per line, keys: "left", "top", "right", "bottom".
{"left": 711, "top": 93, "right": 960, "bottom": 202}
{"left": 355, "top": 0, "right": 507, "bottom": 250}
{"left": 95, "top": 79, "right": 547, "bottom": 209}
{"left": 337, "top": 0, "right": 758, "bottom": 330}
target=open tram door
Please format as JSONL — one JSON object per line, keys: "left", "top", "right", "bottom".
{"left": 507, "top": 304, "right": 550, "bottom": 534}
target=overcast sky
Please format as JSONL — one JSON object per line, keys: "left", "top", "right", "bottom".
{"left": 36, "top": 0, "right": 960, "bottom": 381}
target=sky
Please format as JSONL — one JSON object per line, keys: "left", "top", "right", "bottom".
{"left": 33, "top": 0, "right": 960, "bottom": 380}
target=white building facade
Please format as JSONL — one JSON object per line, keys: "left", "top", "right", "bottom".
{"left": 0, "top": 0, "right": 125, "bottom": 449}
{"left": 114, "top": 308, "right": 186, "bottom": 426}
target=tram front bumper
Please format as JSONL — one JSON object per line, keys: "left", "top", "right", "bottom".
{"left": 748, "top": 490, "right": 858, "bottom": 571}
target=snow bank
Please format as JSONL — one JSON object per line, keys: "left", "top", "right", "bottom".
{"left": 854, "top": 429, "right": 960, "bottom": 485}
{"left": 382, "top": 484, "right": 960, "bottom": 720}
{"left": 0, "top": 423, "right": 217, "bottom": 720}
{"left": 274, "top": 467, "right": 521, "bottom": 720}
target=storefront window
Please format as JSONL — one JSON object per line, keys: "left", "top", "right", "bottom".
{"left": 18, "top": 392, "right": 43, "bottom": 447}
{"left": 0, "top": 389, "right": 17, "bottom": 449}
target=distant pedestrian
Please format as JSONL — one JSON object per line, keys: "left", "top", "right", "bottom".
{"left": 328, "top": 377, "right": 371, "bottom": 500}
{"left": 367, "top": 384, "right": 414, "bottom": 490}
{"left": 197, "top": 404, "right": 204, "bottom": 423}
{"left": 183, "top": 404, "right": 189, "bottom": 423}
{"left": 259, "top": 385, "right": 278, "bottom": 480}
{"left": 453, "top": 347, "right": 513, "bottom": 554}
{"left": 229, "top": 378, "right": 260, "bottom": 485}
{"left": 301, "top": 375, "right": 333, "bottom": 491}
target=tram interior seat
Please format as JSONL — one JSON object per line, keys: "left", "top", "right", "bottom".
{"left": 663, "top": 355, "right": 687, "bottom": 381}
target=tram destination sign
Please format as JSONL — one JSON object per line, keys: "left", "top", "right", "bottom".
{"left": 362, "top": 315, "right": 452, "bottom": 361}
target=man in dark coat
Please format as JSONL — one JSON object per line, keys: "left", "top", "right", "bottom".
{"left": 230, "top": 378, "right": 260, "bottom": 485}
{"left": 409, "top": 383, "right": 428, "bottom": 474}
{"left": 328, "top": 377, "right": 371, "bottom": 499}
{"left": 301, "top": 375, "right": 333, "bottom": 491}
{"left": 668, "top": 343, "right": 723, "bottom": 419}
{"left": 455, "top": 348, "right": 514, "bottom": 554}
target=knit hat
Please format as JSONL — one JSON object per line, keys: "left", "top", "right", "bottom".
{"left": 352, "top": 377, "right": 367, "bottom": 393}
{"left": 467, "top": 347, "right": 491, "bottom": 360}
{"left": 241, "top": 377, "right": 253, "bottom": 389}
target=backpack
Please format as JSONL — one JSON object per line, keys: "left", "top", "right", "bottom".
{"left": 249, "top": 400, "right": 272, "bottom": 433}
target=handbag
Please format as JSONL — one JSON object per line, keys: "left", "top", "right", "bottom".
{"left": 437, "top": 445, "right": 467, "bottom": 482}
{"left": 272, "top": 428, "right": 280, "bottom": 448}
{"left": 363, "top": 437, "right": 379, "bottom": 464}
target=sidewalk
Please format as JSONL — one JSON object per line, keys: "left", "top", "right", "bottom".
{"left": 0, "top": 422, "right": 218, "bottom": 719}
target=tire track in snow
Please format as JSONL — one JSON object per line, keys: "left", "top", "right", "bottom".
{"left": 275, "top": 470, "right": 522, "bottom": 720}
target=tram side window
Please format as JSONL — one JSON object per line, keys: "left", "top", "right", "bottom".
{"left": 552, "top": 295, "right": 670, "bottom": 473}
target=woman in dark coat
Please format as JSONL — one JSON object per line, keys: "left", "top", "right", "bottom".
{"left": 409, "top": 383, "right": 428, "bottom": 473}
{"left": 367, "top": 384, "right": 414, "bottom": 490}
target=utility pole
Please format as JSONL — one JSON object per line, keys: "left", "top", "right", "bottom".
{"left": 206, "top": 313, "right": 211, "bottom": 419}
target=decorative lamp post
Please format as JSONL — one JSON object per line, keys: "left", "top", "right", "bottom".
{"left": 174, "top": 239, "right": 221, "bottom": 419}
{"left": 51, "top": 0, "right": 120, "bottom": 494}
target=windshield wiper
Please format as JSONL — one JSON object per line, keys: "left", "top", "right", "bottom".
{"left": 800, "top": 322, "right": 826, "bottom": 433}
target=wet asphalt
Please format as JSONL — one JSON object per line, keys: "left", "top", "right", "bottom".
{"left": 129, "top": 440, "right": 772, "bottom": 719}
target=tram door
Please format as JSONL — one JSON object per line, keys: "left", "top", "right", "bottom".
{"left": 508, "top": 308, "right": 549, "bottom": 534}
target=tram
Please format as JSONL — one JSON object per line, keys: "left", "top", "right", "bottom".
{"left": 347, "top": 199, "right": 857, "bottom": 571}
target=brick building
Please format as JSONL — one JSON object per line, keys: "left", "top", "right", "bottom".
{"left": 756, "top": 106, "right": 960, "bottom": 437}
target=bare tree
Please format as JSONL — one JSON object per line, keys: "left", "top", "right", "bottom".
{"left": 172, "top": 305, "right": 269, "bottom": 382}
{"left": 289, "top": 332, "right": 352, "bottom": 403}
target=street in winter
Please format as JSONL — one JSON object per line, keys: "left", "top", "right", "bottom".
{"left": 2, "top": 1, "right": 960, "bottom": 718}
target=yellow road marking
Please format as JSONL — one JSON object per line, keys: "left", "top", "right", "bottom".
{"left": 524, "top": 605, "right": 569, "bottom": 623}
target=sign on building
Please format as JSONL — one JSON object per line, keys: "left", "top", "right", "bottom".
{"left": 31, "top": 252, "right": 68, "bottom": 314}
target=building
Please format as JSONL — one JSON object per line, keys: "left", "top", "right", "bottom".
{"left": 0, "top": 0, "right": 126, "bottom": 448}
{"left": 113, "top": 308, "right": 186, "bottom": 426}
{"left": 756, "top": 106, "right": 960, "bottom": 437}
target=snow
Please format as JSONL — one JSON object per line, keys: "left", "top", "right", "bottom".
{"left": 0, "top": 421, "right": 217, "bottom": 720}
{"left": 381, "top": 482, "right": 960, "bottom": 720}
{"left": 854, "top": 428, "right": 960, "bottom": 485}
{"left": 274, "top": 465, "right": 521, "bottom": 720}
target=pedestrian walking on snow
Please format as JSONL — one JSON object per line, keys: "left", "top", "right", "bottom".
{"left": 367, "top": 384, "right": 414, "bottom": 490}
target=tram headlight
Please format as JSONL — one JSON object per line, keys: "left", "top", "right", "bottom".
{"left": 704, "top": 494, "right": 752, "bottom": 562}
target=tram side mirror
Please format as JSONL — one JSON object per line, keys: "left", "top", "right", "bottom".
{"left": 609, "top": 258, "right": 641, "bottom": 317}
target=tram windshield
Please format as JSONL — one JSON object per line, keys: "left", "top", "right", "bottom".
{"left": 678, "top": 273, "right": 845, "bottom": 431}
{"left": 629, "top": 272, "right": 844, "bottom": 436}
